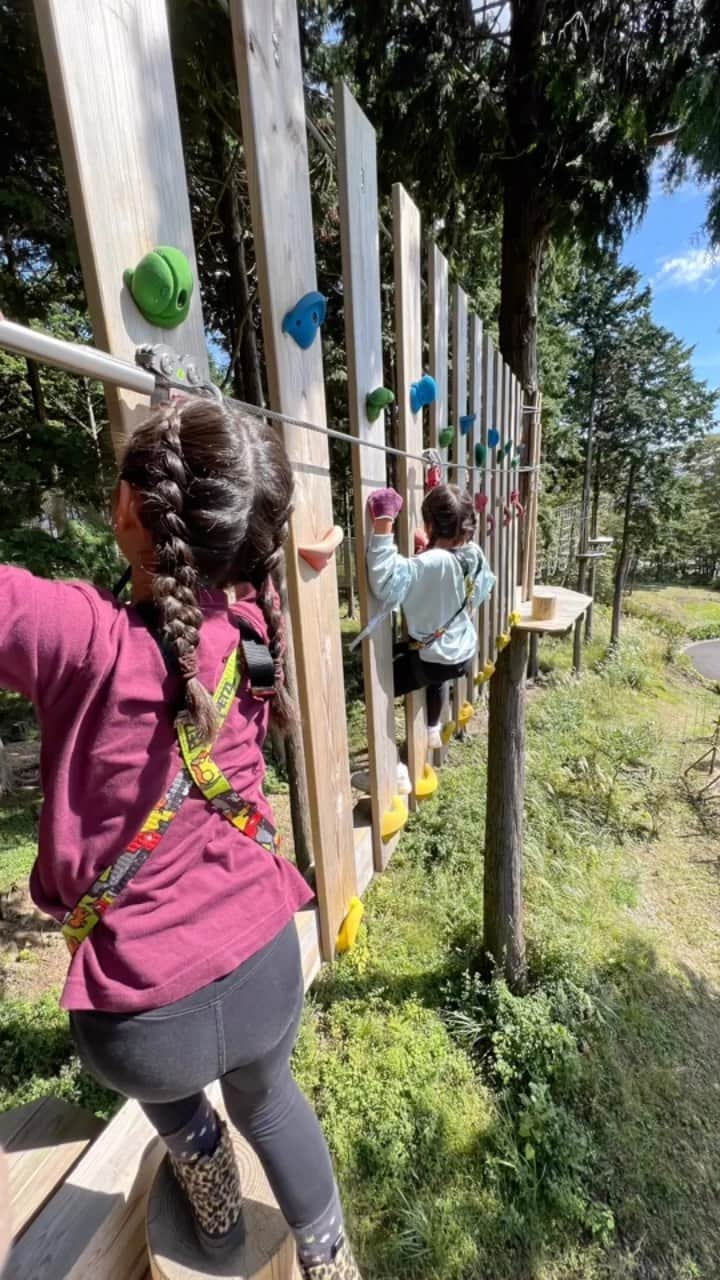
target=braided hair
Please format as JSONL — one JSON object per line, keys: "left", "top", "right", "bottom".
{"left": 119, "top": 397, "right": 295, "bottom": 737}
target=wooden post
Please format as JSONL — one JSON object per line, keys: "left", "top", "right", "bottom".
{"left": 33, "top": 0, "right": 208, "bottom": 456}
{"left": 482, "top": 334, "right": 497, "bottom": 656}
{"left": 451, "top": 284, "right": 469, "bottom": 723}
{"left": 492, "top": 350, "right": 505, "bottom": 641}
{"left": 484, "top": 626, "right": 528, "bottom": 988}
{"left": 335, "top": 80, "right": 399, "bottom": 867}
{"left": 428, "top": 242, "right": 453, "bottom": 757}
{"left": 393, "top": 184, "right": 427, "bottom": 801}
{"left": 502, "top": 362, "right": 513, "bottom": 628}
{"left": 469, "top": 314, "right": 485, "bottom": 697}
{"left": 231, "top": 0, "right": 356, "bottom": 958}
{"left": 428, "top": 244, "right": 449, "bottom": 465}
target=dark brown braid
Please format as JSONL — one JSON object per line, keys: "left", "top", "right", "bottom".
{"left": 119, "top": 397, "right": 295, "bottom": 736}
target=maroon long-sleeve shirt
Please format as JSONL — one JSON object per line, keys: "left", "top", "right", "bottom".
{"left": 0, "top": 567, "right": 312, "bottom": 1012}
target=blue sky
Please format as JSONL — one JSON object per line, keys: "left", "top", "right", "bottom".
{"left": 621, "top": 165, "right": 720, "bottom": 396}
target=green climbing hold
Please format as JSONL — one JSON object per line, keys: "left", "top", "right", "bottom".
{"left": 439, "top": 427, "right": 454, "bottom": 449}
{"left": 124, "top": 246, "right": 193, "bottom": 329}
{"left": 503, "top": 440, "right": 513, "bottom": 457}
{"left": 475, "top": 442, "right": 487, "bottom": 467}
{"left": 366, "top": 386, "right": 395, "bottom": 422}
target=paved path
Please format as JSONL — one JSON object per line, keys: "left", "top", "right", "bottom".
{"left": 685, "top": 639, "right": 720, "bottom": 679}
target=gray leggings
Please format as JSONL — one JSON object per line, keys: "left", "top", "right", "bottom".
{"left": 69, "top": 920, "right": 335, "bottom": 1232}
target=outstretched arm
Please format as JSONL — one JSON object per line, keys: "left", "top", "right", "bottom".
{"left": 0, "top": 566, "right": 98, "bottom": 708}
{"left": 365, "top": 488, "right": 421, "bottom": 607}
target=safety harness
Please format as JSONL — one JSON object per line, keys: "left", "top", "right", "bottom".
{"left": 62, "top": 613, "right": 279, "bottom": 956}
{"left": 407, "top": 548, "right": 483, "bottom": 651}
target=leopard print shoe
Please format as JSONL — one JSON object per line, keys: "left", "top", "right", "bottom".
{"left": 299, "top": 1238, "right": 363, "bottom": 1279}
{"left": 169, "top": 1117, "right": 246, "bottom": 1256}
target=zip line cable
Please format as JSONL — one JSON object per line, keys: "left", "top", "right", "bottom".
{"left": 0, "top": 318, "right": 542, "bottom": 479}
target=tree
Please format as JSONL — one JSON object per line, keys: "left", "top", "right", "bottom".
{"left": 590, "top": 314, "right": 718, "bottom": 642}
{"left": 670, "top": 0, "right": 720, "bottom": 245}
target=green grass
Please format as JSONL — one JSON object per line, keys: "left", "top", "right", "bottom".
{"left": 0, "top": 795, "right": 39, "bottom": 894}
{"left": 627, "top": 584, "right": 720, "bottom": 641}
{"left": 2, "top": 595, "right": 720, "bottom": 1277}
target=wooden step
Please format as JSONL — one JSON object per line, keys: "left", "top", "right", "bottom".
{"left": 5, "top": 1098, "right": 162, "bottom": 1280}
{"left": 0, "top": 1098, "right": 103, "bottom": 1242}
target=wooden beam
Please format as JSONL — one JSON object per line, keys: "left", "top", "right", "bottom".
{"left": 428, "top": 244, "right": 449, "bottom": 463}
{"left": 502, "top": 361, "right": 512, "bottom": 629}
{"left": 335, "top": 80, "right": 398, "bottom": 868}
{"left": 451, "top": 284, "right": 469, "bottom": 723}
{"left": 492, "top": 348, "right": 505, "bottom": 642}
{"left": 230, "top": 0, "right": 356, "bottom": 957}
{"left": 33, "top": 0, "right": 208, "bottom": 456}
{"left": 482, "top": 333, "right": 497, "bottom": 655}
{"left": 469, "top": 314, "right": 484, "bottom": 696}
{"left": 393, "top": 184, "right": 427, "bottom": 801}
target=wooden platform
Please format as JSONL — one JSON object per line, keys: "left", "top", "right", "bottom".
{"left": 0, "top": 1098, "right": 103, "bottom": 1242}
{"left": 514, "top": 586, "right": 593, "bottom": 635}
{"left": 147, "top": 1120, "right": 300, "bottom": 1280}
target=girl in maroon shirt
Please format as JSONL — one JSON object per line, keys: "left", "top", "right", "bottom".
{"left": 0, "top": 398, "right": 361, "bottom": 1278}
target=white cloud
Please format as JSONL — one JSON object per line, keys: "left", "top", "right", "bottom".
{"left": 654, "top": 247, "right": 720, "bottom": 290}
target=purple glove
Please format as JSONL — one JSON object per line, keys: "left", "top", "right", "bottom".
{"left": 368, "top": 487, "right": 404, "bottom": 521}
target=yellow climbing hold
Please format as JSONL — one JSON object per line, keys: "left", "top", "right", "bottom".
{"left": 496, "top": 632, "right": 511, "bottom": 651}
{"left": 457, "top": 700, "right": 474, "bottom": 729}
{"left": 381, "top": 793, "right": 409, "bottom": 841}
{"left": 474, "top": 659, "right": 496, "bottom": 685}
{"left": 415, "top": 762, "right": 438, "bottom": 799}
{"left": 441, "top": 721, "right": 456, "bottom": 745}
{"left": 509, "top": 610, "right": 521, "bottom": 627}
{"left": 336, "top": 896, "right": 364, "bottom": 953}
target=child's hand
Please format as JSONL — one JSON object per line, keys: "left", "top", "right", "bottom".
{"left": 414, "top": 529, "right": 429, "bottom": 554}
{"left": 367, "top": 488, "right": 403, "bottom": 523}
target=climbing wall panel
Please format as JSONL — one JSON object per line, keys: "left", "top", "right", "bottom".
{"left": 231, "top": 0, "right": 356, "bottom": 957}
{"left": 335, "top": 80, "right": 399, "bottom": 869}
{"left": 393, "top": 183, "right": 427, "bottom": 802}
{"left": 470, "top": 313, "right": 485, "bottom": 695}
{"left": 33, "top": 0, "right": 208, "bottom": 455}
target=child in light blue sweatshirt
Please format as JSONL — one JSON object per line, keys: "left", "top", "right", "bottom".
{"left": 366, "top": 483, "right": 495, "bottom": 749}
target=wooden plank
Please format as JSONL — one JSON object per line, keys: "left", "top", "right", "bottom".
{"left": 428, "top": 244, "right": 449, "bottom": 465}
{"left": 230, "top": 0, "right": 357, "bottom": 958}
{"left": 469, "top": 314, "right": 484, "bottom": 695}
{"left": 509, "top": 374, "right": 519, "bottom": 616}
{"left": 451, "top": 284, "right": 469, "bottom": 724}
{"left": 502, "top": 361, "right": 513, "bottom": 630}
{"left": 482, "top": 333, "right": 497, "bottom": 655}
{"left": 2, "top": 1098, "right": 102, "bottom": 1241}
{"left": 522, "top": 397, "right": 543, "bottom": 601}
{"left": 515, "top": 586, "right": 592, "bottom": 634}
{"left": 492, "top": 349, "right": 505, "bottom": 642}
{"left": 33, "top": 0, "right": 208, "bottom": 455}
{"left": 7, "top": 1101, "right": 161, "bottom": 1280}
{"left": 427, "top": 243, "right": 453, "bottom": 761}
{"left": 393, "top": 184, "right": 427, "bottom": 802}
{"left": 335, "top": 80, "right": 397, "bottom": 869}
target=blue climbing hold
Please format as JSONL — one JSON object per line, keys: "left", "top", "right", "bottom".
{"left": 282, "top": 291, "right": 327, "bottom": 349}
{"left": 410, "top": 374, "right": 437, "bottom": 414}
{"left": 488, "top": 427, "right": 500, "bottom": 448}
{"left": 459, "top": 413, "right": 476, "bottom": 436}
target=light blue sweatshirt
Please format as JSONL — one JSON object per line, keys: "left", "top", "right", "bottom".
{"left": 366, "top": 534, "right": 496, "bottom": 665}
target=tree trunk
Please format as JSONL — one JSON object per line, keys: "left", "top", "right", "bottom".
{"left": 498, "top": 0, "right": 549, "bottom": 392}
{"left": 210, "top": 127, "right": 263, "bottom": 406}
{"left": 0, "top": 735, "right": 13, "bottom": 799}
{"left": 610, "top": 464, "right": 636, "bottom": 647}
{"left": 484, "top": 628, "right": 529, "bottom": 990}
